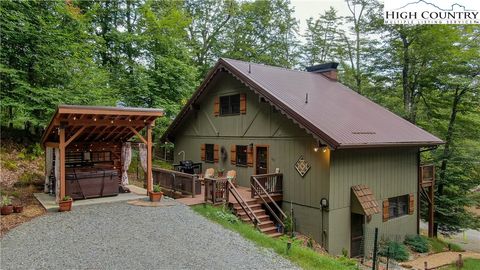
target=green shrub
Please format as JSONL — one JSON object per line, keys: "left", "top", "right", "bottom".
{"left": 379, "top": 240, "right": 410, "bottom": 262}
{"left": 2, "top": 159, "right": 18, "bottom": 171}
{"left": 11, "top": 191, "right": 20, "bottom": 198}
{"left": 283, "top": 214, "right": 294, "bottom": 235}
{"left": 214, "top": 209, "right": 239, "bottom": 224}
{"left": 404, "top": 235, "right": 429, "bottom": 253}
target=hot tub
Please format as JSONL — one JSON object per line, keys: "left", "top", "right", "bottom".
{"left": 66, "top": 168, "right": 119, "bottom": 200}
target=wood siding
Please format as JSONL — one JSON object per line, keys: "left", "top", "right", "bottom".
{"left": 328, "top": 148, "right": 418, "bottom": 255}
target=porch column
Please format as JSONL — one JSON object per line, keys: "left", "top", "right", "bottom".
{"left": 147, "top": 124, "right": 153, "bottom": 193}
{"left": 59, "top": 127, "right": 66, "bottom": 200}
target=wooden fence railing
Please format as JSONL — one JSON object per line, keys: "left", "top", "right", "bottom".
{"left": 204, "top": 177, "right": 229, "bottom": 205}
{"left": 152, "top": 167, "right": 200, "bottom": 198}
{"left": 250, "top": 173, "right": 283, "bottom": 198}
{"left": 251, "top": 175, "right": 287, "bottom": 232}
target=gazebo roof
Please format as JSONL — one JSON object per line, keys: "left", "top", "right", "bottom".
{"left": 41, "top": 105, "right": 164, "bottom": 146}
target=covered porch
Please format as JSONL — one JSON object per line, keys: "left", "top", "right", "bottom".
{"left": 40, "top": 105, "right": 163, "bottom": 205}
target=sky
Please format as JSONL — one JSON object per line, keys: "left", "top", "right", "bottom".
{"left": 290, "top": 0, "right": 351, "bottom": 34}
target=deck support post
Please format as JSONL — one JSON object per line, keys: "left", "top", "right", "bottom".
{"left": 59, "top": 127, "right": 66, "bottom": 201}
{"left": 146, "top": 124, "right": 153, "bottom": 194}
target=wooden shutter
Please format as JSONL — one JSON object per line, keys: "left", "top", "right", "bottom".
{"left": 214, "top": 96, "right": 220, "bottom": 116}
{"left": 240, "top": 93, "right": 247, "bottom": 114}
{"left": 247, "top": 145, "right": 253, "bottom": 167}
{"left": 383, "top": 199, "right": 389, "bottom": 222}
{"left": 230, "top": 145, "right": 236, "bottom": 165}
{"left": 409, "top": 193, "right": 414, "bottom": 215}
{"left": 214, "top": 144, "right": 219, "bottom": 163}
{"left": 200, "top": 144, "right": 205, "bottom": 161}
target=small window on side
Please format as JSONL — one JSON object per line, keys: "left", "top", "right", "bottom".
{"left": 388, "top": 195, "right": 409, "bottom": 219}
{"left": 236, "top": 145, "right": 247, "bottom": 166}
{"left": 205, "top": 144, "right": 214, "bottom": 163}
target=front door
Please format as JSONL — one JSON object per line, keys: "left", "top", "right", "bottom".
{"left": 255, "top": 146, "right": 268, "bottom": 175}
{"left": 350, "top": 213, "right": 364, "bottom": 258}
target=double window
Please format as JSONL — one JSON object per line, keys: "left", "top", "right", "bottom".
{"left": 236, "top": 145, "right": 248, "bottom": 166}
{"left": 388, "top": 195, "right": 409, "bottom": 219}
{"left": 205, "top": 144, "right": 214, "bottom": 163}
{"left": 220, "top": 94, "right": 240, "bottom": 116}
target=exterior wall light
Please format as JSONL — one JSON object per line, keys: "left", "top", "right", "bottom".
{"left": 320, "top": 197, "right": 329, "bottom": 209}
{"left": 313, "top": 147, "right": 319, "bottom": 152}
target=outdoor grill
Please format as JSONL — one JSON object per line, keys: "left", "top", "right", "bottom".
{"left": 177, "top": 160, "right": 195, "bottom": 174}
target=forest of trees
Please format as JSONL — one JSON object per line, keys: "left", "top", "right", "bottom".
{"left": 0, "top": 0, "right": 479, "bottom": 236}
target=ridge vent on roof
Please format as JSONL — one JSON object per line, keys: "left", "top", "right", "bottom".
{"left": 352, "top": 131, "right": 376, "bottom": 134}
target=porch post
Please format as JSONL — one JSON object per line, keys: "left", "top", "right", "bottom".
{"left": 59, "top": 127, "right": 66, "bottom": 201}
{"left": 147, "top": 124, "right": 153, "bottom": 193}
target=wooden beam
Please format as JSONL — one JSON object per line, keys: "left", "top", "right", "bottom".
{"left": 84, "top": 126, "right": 102, "bottom": 141}
{"left": 45, "top": 142, "right": 59, "bottom": 148}
{"left": 111, "top": 126, "right": 129, "bottom": 141}
{"left": 147, "top": 125, "right": 153, "bottom": 193}
{"left": 59, "top": 127, "right": 66, "bottom": 202}
{"left": 58, "top": 107, "right": 164, "bottom": 117}
{"left": 54, "top": 119, "right": 148, "bottom": 127}
{"left": 129, "top": 126, "right": 147, "bottom": 144}
{"left": 92, "top": 126, "right": 115, "bottom": 142}
{"left": 65, "top": 126, "right": 86, "bottom": 147}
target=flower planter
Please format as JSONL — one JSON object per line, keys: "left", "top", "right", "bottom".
{"left": 59, "top": 199, "right": 73, "bottom": 212}
{"left": 13, "top": 205, "right": 24, "bottom": 213}
{"left": 1, "top": 205, "right": 13, "bottom": 215}
{"left": 149, "top": 192, "right": 163, "bottom": 202}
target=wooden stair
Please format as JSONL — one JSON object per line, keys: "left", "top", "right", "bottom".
{"left": 231, "top": 200, "right": 283, "bottom": 238}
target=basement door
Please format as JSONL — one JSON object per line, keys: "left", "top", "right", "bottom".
{"left": 255, "top": 146, "right": 268, "bottom": 175}
{"left": 350, "top": 213, "right": 364, "bottom": 258}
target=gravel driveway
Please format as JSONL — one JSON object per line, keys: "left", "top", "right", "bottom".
{"left": 1, "top": 200, "right": 298, "bottom": 270}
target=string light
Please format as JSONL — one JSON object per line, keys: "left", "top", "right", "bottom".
{"left": 73, "top": 116, "right": 76, "bottom": 120}
{"left": 93, "top": 117, "right": 97, "bottom": 121}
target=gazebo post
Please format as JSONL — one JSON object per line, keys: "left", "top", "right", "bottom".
{"left": 59, "top": 126, "right": 66, "bottom": 201}
{"left": 147, "top": 124, "right": 153, "bottom": 194}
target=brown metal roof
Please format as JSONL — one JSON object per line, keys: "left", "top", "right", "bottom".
{"left": 351, "top": 185, "right": 380, "bottom": 216}
{"left": 41, "top": 105, "right": 163, "bottom": 145}
{"left": 162, "top": 58, "right": 444, "bottom": 149}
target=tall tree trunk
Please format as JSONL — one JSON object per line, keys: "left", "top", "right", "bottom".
{"left": 355, "top": 28, "right": 361, "bottom": 94}
{"left": 401, "top": 33, "right": 412, "bottom": 121}
{"left": 434, "top": 87, "right": 465, "bottom": 237}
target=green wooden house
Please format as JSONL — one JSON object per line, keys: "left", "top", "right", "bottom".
{"left": 161, "top": 58, "right": 443, "bottom": 256}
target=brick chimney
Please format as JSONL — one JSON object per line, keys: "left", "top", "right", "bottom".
{"left": 306, "top": 62, "right": 338, "bottom": 81}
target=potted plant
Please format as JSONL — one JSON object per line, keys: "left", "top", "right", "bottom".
{"left": 217, "top": 168, "right": 225, "bottom": 177}
{"left": 149, "top": 184, "right": 163, "bottom": 202}
{"left": 1, "top": 196, "right": 13, "bottom": 215}
{"left": 59, "top": 196, "right": 73, "bottom": 212}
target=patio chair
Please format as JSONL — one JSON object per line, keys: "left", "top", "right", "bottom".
{"left": 204, "top": 168, "right": 215, "bottom": 178}
{"left": 226, "top": 170, "right": 237, "bottom": 187}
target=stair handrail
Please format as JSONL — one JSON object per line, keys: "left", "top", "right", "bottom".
{"left": 251, "top": 175, "right": 287, "bottom": 230}
{"left": 227, "top": 179, "right": 261, "bottom": 228}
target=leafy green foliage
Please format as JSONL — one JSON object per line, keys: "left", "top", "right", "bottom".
{"left": 404, "top": 235, "right": 429, "bottom": 253}
{"left": 2, "top": 159, "right": 18, "bottom": 171}
{"left": 62, "top": 196, "right": 71, "bottom": 201}
{"left": 1, "top": 196, "right": 12, "bottom": 206}
{"left": 152, "top": 184, "right": 161, "bottom": 193}
{"left": 379, "top": 240, "right": 410, "bottom": 262}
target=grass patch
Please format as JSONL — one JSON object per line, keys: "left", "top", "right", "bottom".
{"left": 427, "top": 237, "right": 465, "bottom": 253}
{"left": 2, "top": 159, "right": 18, "bottom": 171}
{"left": 192, "top": 204, "right": 358, "bottom": 270}
{"left": 442, "top": 259, "right": 480, "bottom": 270}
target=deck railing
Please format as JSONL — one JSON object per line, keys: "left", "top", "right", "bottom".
{"left": 250, "top": 174, "right": 286, "bottom": 232}
{"left": 419, "top": 164, "right": 435, "bottom": 187}
{"left": 250, "top": 173, "right": 283, "bottom": 198}
{"left": 204, "top": 177, "right": 229, "bottom": 205}
{"left": 152, "top": 167, "right": 200, "bottom": 198}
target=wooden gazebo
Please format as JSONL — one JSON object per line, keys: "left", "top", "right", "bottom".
{"left": 41, "top": 105, "right": 163, "bottom": 203}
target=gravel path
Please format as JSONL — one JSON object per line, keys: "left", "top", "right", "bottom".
{"left": 1, "top": 200, "right": 299, "bottom": 270}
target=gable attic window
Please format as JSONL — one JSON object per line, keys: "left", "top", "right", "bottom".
{"left": 220, "top": 94, "right": 240, "bottom": 115}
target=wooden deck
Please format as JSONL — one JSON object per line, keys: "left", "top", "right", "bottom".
{"left": 176, "top": 185, "right": 252, "bottom": 206}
